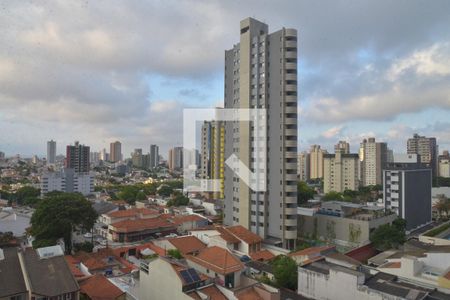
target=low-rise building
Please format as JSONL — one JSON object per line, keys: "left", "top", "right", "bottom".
{"left": 298, "top": 201, "right": 397, "bottom": 247}
{"left": 79, "top": 274, "right": 126, "bottom": 300}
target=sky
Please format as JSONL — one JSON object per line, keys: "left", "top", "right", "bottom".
{"left": 0, "top": 0, "right": 450, "bottom": 158}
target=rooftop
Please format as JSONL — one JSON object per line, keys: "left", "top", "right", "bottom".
{"left": 187, "top": 246, "right": 244, "bottom": 275}
{"left": 110, "top": 217, "right": 175, "bottom": 233}
{"left": 168, "top": 236, "right": 207, "bottom": 255}
{"left": 0, "top": 247, "right": 27, "bottom": 298}
{"left": 106, "top": 207, "right": 159, "bottom": 218}
{"left": 22, "top": 247, "right": 79, "bottom": 297}
{"left": 225, "top": 225, "right": 263, "bottom": 244}
{"left": 79, "top": 274, "right": 125, "bottom": 300}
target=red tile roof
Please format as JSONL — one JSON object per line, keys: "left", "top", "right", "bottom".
{"left": 187, "top": 246, "right": 244, "bottom": 275}
{"left": 168, "top": 236, "right": 207, "bottom": 255}
{"left": 225, "top": 225, "right": 263, "bottom": 244}
{"left": 107, "top": 208, "right": 159, "bottom": 218}
{"left": 79, "top": 274, "right": 125, "bottom": 300}
{"left": 215, "top": 227, "right": 240, "bottom": 243}
{"left": 170, "top": 214, "right": 206, "bottom": 225}
{"left": 64, "top": 255, "right": 84, "bottom": 278}
{"left": 289, "top": 246, "right": 335, "bottom": 258}
{"left": 236, "top": 287, "right": 263, "bottom": 300}
{"left": 199, "top": 285, "right": 227, "bottom": 300}
{"left": 250, "top": 250, "right": 275, "bottom": 262}
{"left": 111, "top": 218, "right": 175, "bottom": 233}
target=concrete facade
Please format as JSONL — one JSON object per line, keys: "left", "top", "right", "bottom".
{"left": 359, "top": 138, "right": 388, "bottom": 186}
{"left": 310, "top": 145, "right": 325, "bottom": 179}
{"left": 323, "top": 152, "right": 359, "bottom": 193}
{"left": 298, "top": 152, "right": 310, "bottom": 181}
{"left": 223, "top": 18, "right": 298, "bottom": 248}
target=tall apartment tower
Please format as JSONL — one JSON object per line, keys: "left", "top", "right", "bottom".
{"left": 309, "top": 145, "right": 325, "bottom": 179}
{"left": 359, "top": 138, "right": 388, "bottom": 186}
{"left": 298, "top": 152, "right": 311, "bottom": 181}
{"left": 407, "top": 133, "right": 438, "bottom": 177}
{"left": 149, "top": 144, "right": 159, "bottom": 169}
{"left": 109, "top": 141, "right": 122, "bottom": 163}
{"left": 131, "top": 148, "right": 143, "bottom": 168}
{"left": 334, "top": 141, "right": 350, "bottom": 154}
{"left": 47, "top": 140, "right": 56, "bottom": 164}
{"left": 168, "top": 147, "right": 183, "bottom": 171}
{"left": 201, "top": 121, "right": 225, "bottom": 198}
{"left": 323, "top": 150, "right": 359, "bottom": 193}
{"left": 223, "top": 18, "right": 298, "bottom": 249}
{"left": 65, "top": 141, "right": 90, "bottom": 173}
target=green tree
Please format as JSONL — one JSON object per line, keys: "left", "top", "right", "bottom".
{"left": 167, "top": 249, "right": 183, "bottom": 259}
{"left": 30, "top": 192, "right": 98, "bottom": 254}
{"left": 322, "top": 191, "right": 343, "bottom": 201}
{"left": 370, "top": 218, "right": 406, "bottom": 251}
{"left": 157, "top": 185, "right": 173, "bottom": 197}
{"left": 167, "top": 192, "right": 190, "bottom": 207}
{"left": 297, "top": 181, "right": 314, "bottom": 204}
{"left": 13, "top": 186, "right": 41, "bottom": 206}
{"left": 270, "top": 255, "right": 298, "bottom": 290}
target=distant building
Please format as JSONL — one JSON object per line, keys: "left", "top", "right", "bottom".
{"left": 407, "top": 133, "right": 438, "bottom": 177}
{"left": 310, "top": 145, "right": 325, "bottom": 179}
{"left": 149, "top": 144, "right": 159, "bottom": 169}
{"left": 359, "top": 137, "right": 388, "bottom": 186}
{"left": 132, "top": 148, "right": 143, "bottom": 168}
{"left": 168, "top": 147, "right": 183, "bottom": 171}
{"left": 41, "top": 168, "right": 94, "bottom": 196}
{"left": 323, "top": 151, "right": 359, "bottom": 193}
{"left": 383, "top": 157, "right": 432, "bottom": 230}
{"left": 109, "top": 141, "right": 122, "bottom": 162}
{"left": 0, "top": 151, "right": 4, "bottom": 160}
{"left": 200, "top": 120, "right": 225, "bottom": 198}
{"left": 439, "top": 151, "right": 450, "bottom": 178}
{"left": 298, "top": 152, "right": 310, "bottom": 181}
{"left": 90, "top": 151, "right": 100, "bottom": 166}
{"left": 99, "top": 148, "right": 108, "bottom": 161}
{"left": 334, "top": 140, "right": 350, "bottom": 154}
{"left": 66, "top": 141, "right": 90, "bottom": 173}
{"left": 47, "top": 140, "right": 56, "bottom": 164}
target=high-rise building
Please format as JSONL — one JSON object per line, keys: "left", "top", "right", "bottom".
{"left": 168, "top": 147, "right": 183, "bottom": 171}
{"left": 109, "top": 141, "right": 122, "bottom": 163}
{"left": 0, "top": 151, "right": 5, "bottom": 160}
{"left": 383, "top": 156, "right": 432, "bottom": 230}
{"left": 149, "top": 144, "right": 159, "bottom": 169}
{"left": 201, "top": 121, "right": 225, "bottom": 198}
{"left": 65, "top": 141, "right": 90, "bottom": 173}
{"left": 132, "top": 149, "right": 143, "bottom": 168}
{"left": 334, "top": 141, "right": 350, "bottom": 154}
{"left": 359, "top": 138, "right": 388, "bottom": 186}
{"left": 47, "top": 140, "right": 56, "bottom": 164}
{"left": 407, "top": 133, "right": 438, "bottom": 177}
{"left": 223, "top": 18, "right": 298, "bottom": 248}
{"left": 309, "top": 145, "right": 325, "bottom": 179}
{"left": 99, "top": 148, "right": 108, "bottom": 161}
{"left": 90, "top": 152, "right": 100, "bottom": 166}
{"left": 323, "top": 150, "right": 359, "bottom": 193}
{"left": 298, "top": 152, "right": 310, "bottom": 181}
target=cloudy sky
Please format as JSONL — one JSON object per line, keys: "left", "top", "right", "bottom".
{"left": 1, "top": 0, "right": 450, "bottom": 158}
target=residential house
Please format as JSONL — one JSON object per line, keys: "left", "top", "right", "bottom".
{"left": 0, "top": 248, "right": 28, "bottom": 300}
{"left": 79, "top": 274, "right": 126, "bottom": 300}
{"left": 154, "top": 236, "right": 207, "bottom": 256}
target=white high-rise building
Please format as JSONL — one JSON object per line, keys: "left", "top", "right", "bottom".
{"left": 359, "top": 137, "right": 388, "bottom": 186}
{"left": 41, "top": 168, "right": 94, "bottom": 196}
{"left": 223, "top": 18, "right": 298, "bottom": 249}
{"left": 323, "top": 151, "right": 359, "bottom": 193}
{"left": 47, "top": 140, "right": 56, "bottom": 164}
{"left": 309, "top": 145, "right": 326, "bottom": 179}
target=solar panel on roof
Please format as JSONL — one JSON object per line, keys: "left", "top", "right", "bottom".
{"left": 187, "top": 268, "right": 201, "bottom": 282}
{"left": 180, "top": 270, "right": 193, "bottom": 284}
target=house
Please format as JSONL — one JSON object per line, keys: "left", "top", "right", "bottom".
{"left": 108, "top": 218, "right": 177, "bottom": 243}
{"left": 188, "top": 225, "right": 268, "bottom": 258}
{"left": 298, "top": 257, "right": 440, "bottom": 300}
{"left": 74, "top": 247, "right": 136, "bottom": 276}
{"left": 288, "top": 245, "right": 336, "bottom": 265}
{"left": 170, "top": 214, "right": 209, "bottom": 234}
{"left": 79, "top": 274, "right": 126, "bottom": 300}
{"left": 0, "top": 248, "right": 28, "bottom": 300}
{"left": 21, "top": 246, "right": 80, "bottom": 299}
{"left": 153, "top": 235, "right": 207, "bottom": 256}
{"left": 186, "top": 246, "right": 245, "bottom": 289}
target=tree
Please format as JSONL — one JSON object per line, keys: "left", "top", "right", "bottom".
{"left": 167, "top": 192, "right": 190, "bottom": 207}
{"left": 322, "top": 191, "right": 343, "bottom": 201}
{"left": 12, "top": 186, "right": 41, "bottom": 206}
{"left": 435, "top": 195, "right": 449, "bottom": 219}
{"left": 370, "top": 218, "right": 406, "bottom": 251}
{"left": 157, "top": 185, "right": 173, "bottom": 197}
{"left": 167, "top": 249, "right": 183, "bottom": 259}
{"left": 297, "top": 181, "right": 314, "bottom": 204}
{"left": 30, "top": 192, "right": 98, "bottom": 254}
{"left": 271, "top": 255, "right": 298, "bottom": 290}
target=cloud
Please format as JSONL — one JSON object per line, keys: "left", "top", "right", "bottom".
{"left": 321, "top": 125, "right": 344, "bottom": 139}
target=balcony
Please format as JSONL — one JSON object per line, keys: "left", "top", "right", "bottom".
{"left": 285, "top": 40, "right": 297, "bottom": 48}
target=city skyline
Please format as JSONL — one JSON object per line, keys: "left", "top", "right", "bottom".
{"left": 1, "top": 1, "right": 450, "bottom": 157}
